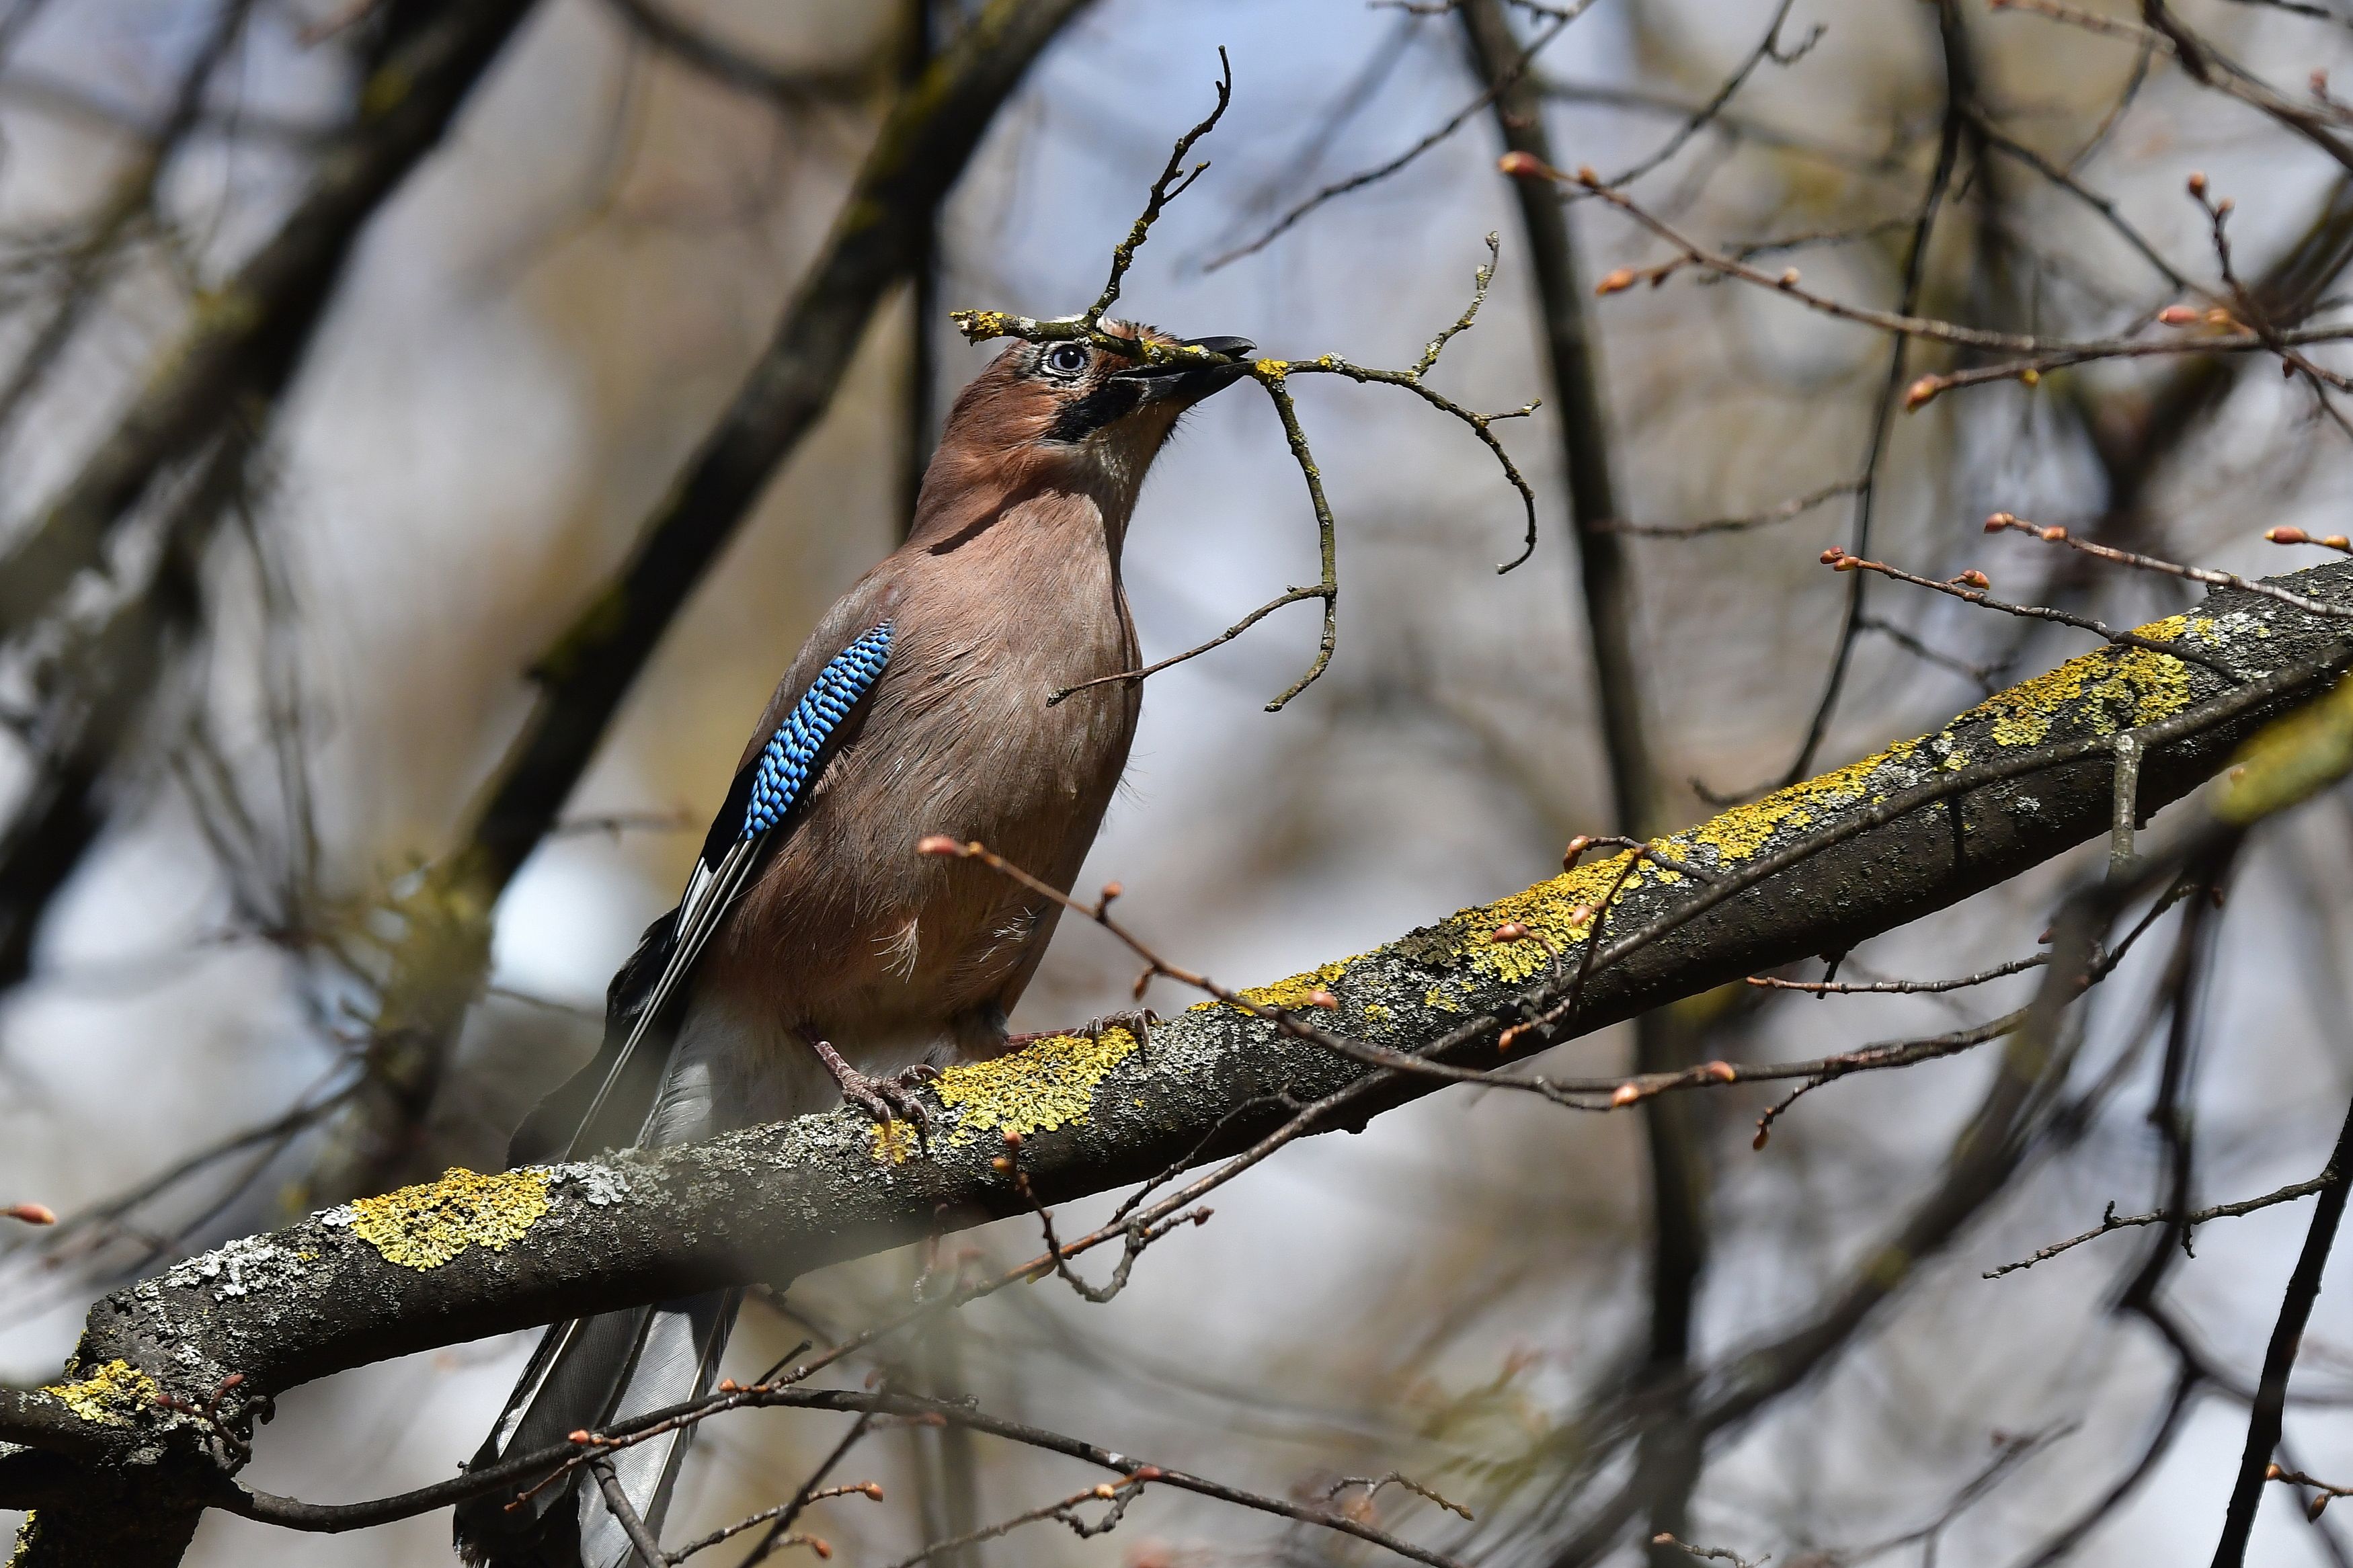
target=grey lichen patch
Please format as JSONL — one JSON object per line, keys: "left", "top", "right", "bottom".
{"left": 549, "top": 1162, "right": 637, "bottom": 1208}
{"left": 163, "top": 1233, "right": 311, "bottom": 1301}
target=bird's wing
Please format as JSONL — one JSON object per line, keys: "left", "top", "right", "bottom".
{"left": 508, "top": 620, "right": 895, "bottom": 1166}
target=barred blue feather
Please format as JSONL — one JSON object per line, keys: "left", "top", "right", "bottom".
{"left": 743, "top": 621, "right": 892, "bottom": 839}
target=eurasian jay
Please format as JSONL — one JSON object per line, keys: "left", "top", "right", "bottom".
{"left": 453, "top": 321, "right": 1256, "bottom": 1568}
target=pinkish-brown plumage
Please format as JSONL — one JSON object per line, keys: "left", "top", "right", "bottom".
{"left": 460, "top": 320, "right": 1253, "bottom": 1568}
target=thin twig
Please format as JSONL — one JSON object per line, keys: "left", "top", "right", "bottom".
{"left": 1985, "top": 1171, "right": 2336, "bottom": 1279}
{"left": 1747, "top": 954, "right": 2048, "bottom": 995}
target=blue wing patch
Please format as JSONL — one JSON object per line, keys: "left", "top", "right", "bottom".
{"left": 743, "top": 620, "right": 892, "bottom": 839}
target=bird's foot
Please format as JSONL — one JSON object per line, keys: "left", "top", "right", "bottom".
{"left": 803, "top": 1034, "right": 937, "bottom": 1139}
{"left": 1005, "top": 1007, "right": 1160, "bottom": 1053}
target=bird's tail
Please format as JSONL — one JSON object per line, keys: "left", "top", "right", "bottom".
{"left": 457, "top": 940, "right": 743, "bottom": 1567}
{"left": 453, "top": 1288, "right": 741, "bottom": 1567}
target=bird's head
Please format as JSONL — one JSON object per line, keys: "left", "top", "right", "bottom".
{"left": 912, "top": 321, "right": 1256, "bottom": 550}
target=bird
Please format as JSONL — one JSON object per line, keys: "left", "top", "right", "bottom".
{"left": 452, "top": 320, "right": 1256, "bottom": 1568}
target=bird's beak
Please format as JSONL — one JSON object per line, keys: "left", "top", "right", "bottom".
{"left": 1113, "top": 335, "right": 1257, "bottom": 407}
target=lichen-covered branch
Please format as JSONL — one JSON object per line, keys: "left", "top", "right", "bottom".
{"left": 7, "top": 561, "right": 2353, "bottom": 1565}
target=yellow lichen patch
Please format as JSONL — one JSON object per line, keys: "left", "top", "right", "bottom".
{"left": 1683, "top": 745, "right": 1907, "bottom": 865}
{"left": 41, "top": 1358, "right": 158, "bottom": 1426}
{"left": 346, "top": 1167, "right": 550, "bottom": 1271}
{"left": 1967, "top": 615, "right": 2206, "bottom": 747}
{"left": 9, "top": 1512, "right": 35, "bottom": 1567}
{"left": 869, "top": 1120, "right": 918, "bottom": 1165}
{"left": 933, "top": 1028, "right": 1142, "bottom": 1145}
{"left": 1235, "top": 958, "right": 1361, "bottom": 1012}
{"left": 1454, "top": 854, "right": 1632, "bottom": 983}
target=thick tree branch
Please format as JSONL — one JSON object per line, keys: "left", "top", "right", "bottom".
{"left": 8, "top": 561, "right": 2353, "bottom": 1562}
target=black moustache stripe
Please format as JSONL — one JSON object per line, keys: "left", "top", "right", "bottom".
{"left": 1045, "top": 378, "right": 1147, "bottom": 443}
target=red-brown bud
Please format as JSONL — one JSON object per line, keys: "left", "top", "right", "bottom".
{"left": 1306, "top": 989, "right": 1339, "bottom": 1011}
{"left": 1819, "top": 546, "right": 1847, "bottom": 566}
{"left": 3, "top": 1203, "right": 55, "bottom": 1225}
{"left": 916, "top": 834, "right": 965, "bottom": 856}
{"left": 1497, "top": 151, "right": 1544, "bottom": 178}
{"left": 2187, "top": 170, "right": 2208, "bottom": 196}
{"left": 2158, "top": 304, "right": 2199, "bottom": 325}
{"left": 2325, "top": 536, "right": 2350, "bottom": 550}
{"left": 1706, "top": 1061, "right": 1737, "bottom": 1083}
{"left": 1610, "top": 1083, "right": 1642, "bottom": 1108}
{"left": 1956, "top": 569, "right": 1991, "bottom": 589}
{"left": 1002, "top": 1128, "right": 1023, "bottom": 1147}
{"left": 1595, "top": 267, "right": 1638, "bottom": 296}
{"left": 1562, "top": 833, "right": 1597, "bottom": 870}
{"left": 1133, "top": 1465, "right": 1164, "bottom": 1481}
{"left": 1903, "top": 374, "right": 1941, "bottom": 411}
{"left": 1778, "top": 267, "right": 1801, "bottom": 288}
{"left": 2266, "top": 526, "right": 2310, "bottom": 544}
{"left": 2039, "top": 525, "right": 2068, "bottom": 542}
{"left": 1490, "top": 921, "right": 1531, "bottom": 943}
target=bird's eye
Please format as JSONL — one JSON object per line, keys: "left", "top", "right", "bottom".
{"left": 1043, "top": 343, "right": 1089, "bottom": 376}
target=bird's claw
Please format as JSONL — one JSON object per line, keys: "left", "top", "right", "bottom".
{"left": 804, "top": 1034, "right": 936, "bottom": 1143}
{"left": 1005, "top": 1007, "right": 1160, "bottom": 1053}
{"left": 841, "top": 1067, "right": 935, "bottom": 1141}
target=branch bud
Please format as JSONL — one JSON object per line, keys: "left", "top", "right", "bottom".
{"left": 3, "top": 1202, "right": 55, "bottom": 1225}
{"left": 2187, "top": 170, "right": 2208, "bottom": 196}
{"left": 2267, "top": 526, "right": 2310, "bottom": 544}
{"left": 1956, "top": 570, "right": 1990, "bottom": 589}
{"left": 1497, "top": 151, "right": 1545, "bottom": 178}
{"left": 1562, "top": 833, "right": 1597, "bottom": 870}
{"left": 1903, "top": 374, "right": 1942, "bottom": 411}
{"left": 2158, "top": 304, "right": 2199, "bottom": 325}
{"left": 1595, "top": 267, "right": 1638, "bottom": 296}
